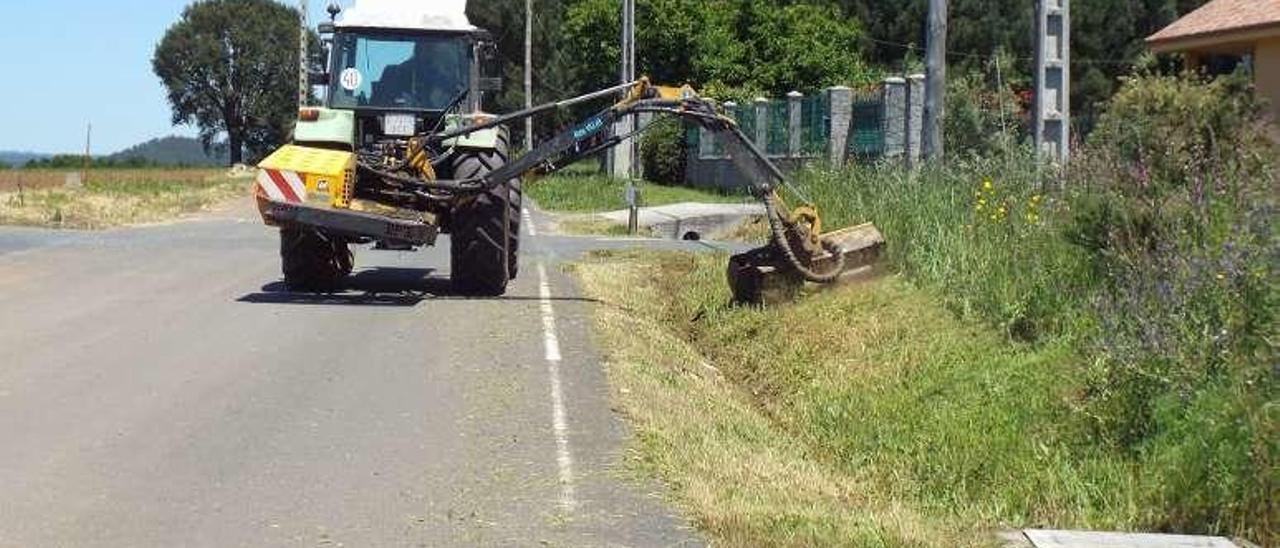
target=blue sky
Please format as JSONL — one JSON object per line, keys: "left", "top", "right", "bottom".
{"left": 0, "top": 0, "right": 352, "bottom": 154}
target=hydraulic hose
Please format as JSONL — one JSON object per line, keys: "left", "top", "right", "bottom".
{"left": 762, "top": 193, "right": 847, "bottom": 284}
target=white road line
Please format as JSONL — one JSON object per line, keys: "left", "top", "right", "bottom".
{"left": 537, "top": 262, "right": 575, "bottom": 512}
{"left": 522, "top": 207, "right": 538, "bottom": 236}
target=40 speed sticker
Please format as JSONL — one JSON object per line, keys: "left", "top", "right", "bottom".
{"left": 340, "top": 68, "right": 362, "bottom": 91}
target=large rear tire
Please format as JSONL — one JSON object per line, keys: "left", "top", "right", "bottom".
{"left": 280, "top": 227, "right": 353, "bottom": 292}
{"left": 449, "top": 131, "right": 521, "bottom": 296}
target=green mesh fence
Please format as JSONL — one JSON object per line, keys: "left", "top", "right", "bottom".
{"left": 731, "top": 103, "right": 757, "bottom": 147}
{"left": 685, "top": 118, "right": 701, "bottom": 154}
{"left": 766, "top": 100, "right": 790, "bottom": 156}
{"left": 801, "top": 94, "right": 829, "bottom": 156}
{"left": 848, "top": 88, "right": 885, "bottom": 159}
{"left": 687, "top": 95, "right": 834, "bottom": 160}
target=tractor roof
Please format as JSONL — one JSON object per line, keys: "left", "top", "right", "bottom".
{"left": 336, "top": 0, "right": 477, "bottom": 32}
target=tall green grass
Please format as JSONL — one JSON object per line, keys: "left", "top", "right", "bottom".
{"left": 772, "top": 73, "right": 1277, "bottom": 541}
{"left": 796, "top": 156, "right": 1093, "bottom": 342}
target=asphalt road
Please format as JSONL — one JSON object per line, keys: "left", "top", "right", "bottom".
{"left": 0, "top": 199, "right": 719, "bottom": 547}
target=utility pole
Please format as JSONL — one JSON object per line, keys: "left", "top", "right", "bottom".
{"left": 611, "top": 0, "right": 636, "bottom": 180}
{"left": 81, "top": 122, "right": 91, "bottom": 185}
{"left": 298, "top": 0, "right": 309, "bottom": 108}
{"left": 1034, "top": 0, "right": 1070, "bottom": 166}
{"left": 524, "top": 0, "right": 533, "bottom": 152}
{"left": 922, "top": 0, "right": 947, "bottom": 162}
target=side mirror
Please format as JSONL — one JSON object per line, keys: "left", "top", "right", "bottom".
{"left": 479, "top": 77, "right": 503, "bottom": 92}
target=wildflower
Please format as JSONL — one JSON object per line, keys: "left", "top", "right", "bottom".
{"left": 983, "top": 180, "right": 994, "bottom": 191}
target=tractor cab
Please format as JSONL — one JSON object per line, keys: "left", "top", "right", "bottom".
{"left": 297, "top": 2, "right": 499, "bottom": 150}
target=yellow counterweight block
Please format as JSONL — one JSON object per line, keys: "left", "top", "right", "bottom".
{"left": 255, "top": 145, "right": 356, "bottom": 209}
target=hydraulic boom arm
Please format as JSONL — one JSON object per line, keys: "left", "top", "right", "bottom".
{"left": 363, "top": 78, "right": 847, "bottom": 283}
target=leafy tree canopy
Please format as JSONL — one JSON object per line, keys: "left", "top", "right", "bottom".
{"left": 559, "top": 0, "right": 872, "bottom": 98}
{"left": 153, "top": 0, "right": 303, "bottom": 165}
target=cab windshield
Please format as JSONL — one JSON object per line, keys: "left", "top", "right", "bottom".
{"left": 329, "top": 32, "right": 470, "bottom": 111}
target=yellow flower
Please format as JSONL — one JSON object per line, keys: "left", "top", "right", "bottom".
{"left": 983, "top": 180, "right": 994, "bottom": 191}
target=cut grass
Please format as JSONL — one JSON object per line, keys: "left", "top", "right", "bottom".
{"left": 575, "top": 250, "right": 1151, "bottom": 547}
{"left": 527, "top": 171, "right": 748, "bottom": 213}
{"left": 0, "top": 170, "right": 249, "bottom": 229}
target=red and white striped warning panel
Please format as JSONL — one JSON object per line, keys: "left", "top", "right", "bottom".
{"left": 255, "top": 169, "right": 307, "bottom": 203}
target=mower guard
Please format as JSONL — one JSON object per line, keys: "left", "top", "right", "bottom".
{"left": 258, "top": 198, "right": 439, "bottom": 246}
{"left": 728, "top": 223, "right": 885, "bottom": 305}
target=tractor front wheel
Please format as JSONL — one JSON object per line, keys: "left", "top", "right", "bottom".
{"left": 449, "top": 134, "right": 521, "bottom": 296}
{"left": 280, "top": 227, "right": 353, "bottom": 292}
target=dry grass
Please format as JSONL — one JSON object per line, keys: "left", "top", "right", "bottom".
{"left": 0, "top": 168, "right": 222, "bottom": 192}
{"left": 718, "top": 216, "right": 771, "bottom": 243}
{"left": 0, "top": 169, "right": 248, "bottom": 229}
{"left": 554, "top": 215, "right": 659, "bottom": 238}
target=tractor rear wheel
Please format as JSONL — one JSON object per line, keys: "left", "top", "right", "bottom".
{"left": 449, "top": 132, "right": 521, "bottom": 296}
{"left": 280, "top": 227, "right": 353, "bottom": 292}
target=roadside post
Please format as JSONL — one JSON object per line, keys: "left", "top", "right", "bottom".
{"left": 626, "top": 182, "right": 640, "bottom": 235}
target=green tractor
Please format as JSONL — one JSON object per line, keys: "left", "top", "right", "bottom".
{"left": 257, "top": 3, "right": 517, "bottom": 295}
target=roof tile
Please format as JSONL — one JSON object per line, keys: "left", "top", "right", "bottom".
{"left": 1147, "top": 0, "right": 1280, "bottom": 43}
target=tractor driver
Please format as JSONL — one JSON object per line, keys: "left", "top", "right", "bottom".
{"left": 374, "top": 40, "right": 465, "bottom": 109}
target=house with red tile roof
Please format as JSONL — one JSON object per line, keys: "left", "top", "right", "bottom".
{"left": 1147, "top": 0, "right": 1280, "bottom": 121}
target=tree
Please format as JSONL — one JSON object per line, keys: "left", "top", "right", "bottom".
{"left": 560, "top": 0, "right": 871, "bottom": 98}
{"left": 153, "top": 0, "right": 302, "bottom": 165}
{"left": 468, "top": 0, "right": 578, "bottom": 144}
{"left": 838, "top": 0, "right": 1209, "bottom": 114}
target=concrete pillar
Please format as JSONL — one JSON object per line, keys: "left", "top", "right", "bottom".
{"left": 754, "top": 97, "right": 769, "bottom": 151}
{"left": 826, "top": 86, "right": 853, "bottom": 165}
{"left": 787, "top": 91, "right": 803, "bottom": 157}
{"left": 882, "top": 78, "right": 906, "bottom": 158}
{"left": 609, "top": 115, "right": 634, "bottom": 179}
{"left": 1034, "top": 0, "right": 1071, "bottom": 165}
{"left": 906, "top": 75, "right": 925, "bottom": 165}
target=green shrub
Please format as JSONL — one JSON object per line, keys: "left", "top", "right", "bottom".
{"left": 640, "top": 118, "right": 689, "bottom": 185}
{"left": 944, "top": 69, "right": 1023, "bottom": 158}
{"left": 1069, "top": 72, "right": 1276, "bottom": 538}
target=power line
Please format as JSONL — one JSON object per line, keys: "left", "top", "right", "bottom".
{"left": 862, "top": 35, "right": 1136, "bottom": 66}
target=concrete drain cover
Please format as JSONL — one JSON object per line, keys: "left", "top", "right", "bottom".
{"left": 1021, "top": 530, "right": 1242, "bottom": 548}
